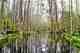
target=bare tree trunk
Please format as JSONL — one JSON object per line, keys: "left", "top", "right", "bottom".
{"left": 48, "top": 0, "right": 57, "bottom": 53}
{"left": 48, "top": 0, "right": 54, "bottom": 53}
{"left": 23, "top": 0, "right": 31, "bottom": 53}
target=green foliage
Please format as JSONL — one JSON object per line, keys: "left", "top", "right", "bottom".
{"left": 64, "top": 32, "right": 80, "bottom": 48}
{"left": 0, "top": 16, "right": 32, "bottom": 47}
{"left": 0, "top": 33, "right": 17, "bottom": 47}
{"left": 0, "top": 16, "right": 16, "bottom": 31}
{"left": 0, "top": 31, "right": 32, "bottom": 47}
{"left": 63, "top": 10, "right": 80, "bottom": 49}
{"left": 0, "top": 16, "right": 17, "bottom": 47}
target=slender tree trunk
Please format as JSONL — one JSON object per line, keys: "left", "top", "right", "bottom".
{"left": 48, "top": 0, "right": 57, "bottom": 53}
{"left": 1, "top": 0, "right": 5, "bottom": 17}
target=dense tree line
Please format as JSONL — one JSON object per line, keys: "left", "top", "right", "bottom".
{"left": 0, "top": 0, "right": 80, "bottom": 53}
